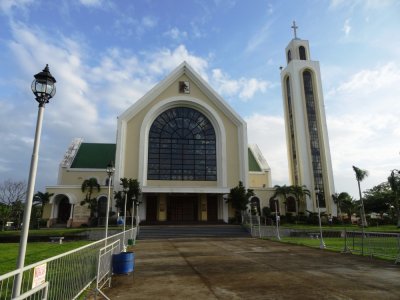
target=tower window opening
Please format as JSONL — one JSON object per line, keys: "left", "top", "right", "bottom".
{"left": 303, "top": 70, "right": 325, "bottom": 207}
{"left": 299, "top": 46, "right": 307, "bottom": 60}
{"left": 287, "top": 50, "right": 292, "bottom": 63}
{"left": 286, "top": 77, "right": 298, "bottom": 185}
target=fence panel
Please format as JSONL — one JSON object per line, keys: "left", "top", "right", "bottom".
{"left": 253, "top": 225, "right": 400, "bottom": 263}
{"left": 0, "top": 228, "right": 136, "bottom": 300}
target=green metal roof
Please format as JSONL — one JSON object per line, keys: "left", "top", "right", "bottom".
{"left": 70, "top": 143, "right": 261, "bottom": 171}
{"left": 70, "top": 143, "right": 116, "bottom": 169}
{"left": 248, "top": 148, "right": 262, "bottom": 172}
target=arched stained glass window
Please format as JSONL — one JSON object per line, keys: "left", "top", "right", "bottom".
{"left": 148, "top": 107, "right": 217, "bottom": 181}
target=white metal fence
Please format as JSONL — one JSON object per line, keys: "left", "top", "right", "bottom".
{"left": 0, "top": 227, "right": 137, "bottom": 300}
{"left": 243, "top": 214, "right": 400, "bottom": 264}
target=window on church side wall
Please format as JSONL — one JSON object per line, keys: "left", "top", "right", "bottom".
{"left": 299, "top": 46, "right": 307, "bottom": 60}
{"left": 147, "top": 107, "right": 217, "bottom": 181}
{"left": 287, "top": 50, "right": 292, "bottom": 63}
{"left": 303, "top": 71, "right": 326, "bottom": 207}
{"left": 286, "top": 77, "right": 299, "bottom": 185}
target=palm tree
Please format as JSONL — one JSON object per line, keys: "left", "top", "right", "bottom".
{"left": 33, "top": 191, "right": 54, "bottom": 218}
{"left": 332, "top": 192, "right": 351, "bottom": 222}
{"left": 388, "top": 169, "right": 400, "bottom": 228}
{"left": 352, "top": 166, "right": 368, "bottom": 227}
{"left": 80, "top": 177, "right": 101, "bottom": 219}
{"left": 272, "top": 185, "right": 291, "bottom": 213}
{"left": 290, "top": 185, "right": 311, "bottom": 215}
{"left": 115, "top": 178, "right": 141, "bottom": 217}
{"left": 341, "top": 197, "right": 357, "bottom": 223}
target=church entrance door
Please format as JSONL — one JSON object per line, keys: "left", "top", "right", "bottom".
{"left": 146, "top": 195, "right": 158, "bottom": 223}
{"left": 167, "top": 195, "right": 198, "bottom": 222}
{"left": 207, "top": 195, "right": 218, "bottom": 222}
{"left": 57, "top": 197, "right": 70, "bottom": 224}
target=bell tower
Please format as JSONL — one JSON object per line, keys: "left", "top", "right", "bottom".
{"left": 280, "top": 22, "right": 336, "bottom": 215}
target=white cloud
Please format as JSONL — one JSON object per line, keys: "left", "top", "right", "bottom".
{"left": 164, "top": 27, "right": 188, "bottom": 41}
{"left": 141, "top": 16, "right": 157, "bottom": 28}
{"left": 330, "top": 0, "right": 397, "bottom": 10}
{"left": 246, "top": 114, "right": 288, "bottom": 185}
{"left": 147, "top": 45, "right": 209, "bottom": 80}
{"left": 325, "top": 62, "right": 400, "bottom": 197}
{"left": 0, "top": 0, "right": 33, "bottom": 15}
{"left": 212, "top": 69, "right": 270, "bottom": 100}
{"left": 245, "top": 19, "right": 274, "bottom": 53}
{"left": 79, "top": 0, "right": 104, "bottom": 7}
{"left": 343, "top": 19, "right": 351, "bottom": 36}
{"left": 333, "top": 62, "right": 400, "bottom": 96}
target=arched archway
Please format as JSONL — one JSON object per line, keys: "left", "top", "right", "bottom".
{"left": 269, "top": 198, "right": 280, "bottom": 213}
{"left": 98, "top": 196, "right": 108, "bottom": 218}
{"left": 56, "top": 195, "right": 71, "bottom": 224}
{"left": 286, "top": 196, "right": 296, "bottom": 213}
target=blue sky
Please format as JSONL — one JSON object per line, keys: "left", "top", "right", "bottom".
{"left": 0, "top": 0, "right": 399, "bottom": 199}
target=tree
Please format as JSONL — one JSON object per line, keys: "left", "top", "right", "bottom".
{"left": 340, "top": 196, "right": 357, "bottom": 223}
{"left": 226, "top": 181, "right": 254, "bottom": 223}
{"left": 80, "top": 178, "right": 101, "bottom": 220}
{"left": 272, "top": 185, "right": 291, "bottom": 214}
{"left": 290, "top": 185, "right": 311, "bottom": 215}
{"left": 352, "top": 166, "right": 368, "bottom": 227}
{"left": 114, "top": 178, "right": 141, "bottom": 216}
{"left": 0, "top": 180, "right": 26, "bottom": 230}
{"left": 332, "top": 192, "right": 352, "bottom": 221}
{"left": 388, "top": 169, "right": 400, "bottom": 227}
{"left": 33, "top": 191, "right": 54, "bottom": 218}
{"left": 363, "top": 183, "right": 392, "bottom": 215}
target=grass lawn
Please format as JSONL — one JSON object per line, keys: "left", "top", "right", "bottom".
{"left": 0, "top": 241, "right": 91, "bottom": 275}
{"left": 267, "top": 236, "right": 399, "bottom": 262}
{"left": 0, "top": 226, "right": 124, "bottom": 237}
{"left": 273, "top": 223, "right": 400, "bottom": 232}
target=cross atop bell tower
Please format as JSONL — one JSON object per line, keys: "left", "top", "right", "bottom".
{"left": 291, "top": 20, "right": 298, "bottom": 39}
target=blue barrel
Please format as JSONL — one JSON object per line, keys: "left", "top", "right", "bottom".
{"left": 112, "top": 252, "right": 135, "bottom": 274}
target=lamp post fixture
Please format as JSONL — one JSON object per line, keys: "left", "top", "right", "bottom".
{"left": 13, "top": 65, "right": 56, "bottom": 298}
{"left": 131, "top": 195, "right": 136, "bottom": 239}
{"left": 315, "top": 188, "right": 326, "bottom": 249}
{"left": 122, "top": 186, "right": 128, "bottom": 252}
{"left": 105, "top": 161, "right": 115, "bottom": 246}
{"left": 135, "top": 196, "right": 140, "bottom": 235}
{"left": 274, "top": 200, "right": 281, "bottom": 240}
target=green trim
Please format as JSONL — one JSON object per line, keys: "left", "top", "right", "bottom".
{"left": 248, "top": 148, "right": 262, "bottom": 172}
{"left": 70, "top": 143, "right": 116, "bottom": 169}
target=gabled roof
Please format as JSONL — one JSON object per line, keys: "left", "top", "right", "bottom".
{"left": 248, "top": 144, "right": 270, "bottom": 172}
{"left": 118, "top": 61, "right": 246, "bottom": 126}
{"left": 70, "top": 143, "right": 116, "bottom": 169}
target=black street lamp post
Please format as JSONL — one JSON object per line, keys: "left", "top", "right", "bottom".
{"left": 315, "top": 188, "right": 326, "bottom": 249}
{"left": 105, "top": 161, "right": 115, "bottom": 246}
{"left": 13, "top": 65, "right": 56, "bottom": 297}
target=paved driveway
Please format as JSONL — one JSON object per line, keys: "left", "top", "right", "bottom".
{"left": 104, "top": 237, "right": 400, "bottom": 300}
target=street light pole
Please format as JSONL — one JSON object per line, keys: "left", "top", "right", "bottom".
{"left": 105, "top": 161, "right": 115, "bottom": 246}
{"left": 275, "top": 200, "right": 281, "bottom": 240}
{"left": 315, "top": 188, "right": 326, "bottom": 249}
{"left": 122, "top": 187, "right": 128, "bottom": 252}
{"left": 13, "top": 65, "right": 56, "bottom": 298}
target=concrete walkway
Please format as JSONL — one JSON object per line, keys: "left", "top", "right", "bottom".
{"left": 103, "top": 238, "right": 400, "bottom": 300}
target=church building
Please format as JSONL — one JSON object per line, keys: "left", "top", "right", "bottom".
{"left": 43, "top": 25, "right": 336, "bottom": 228}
